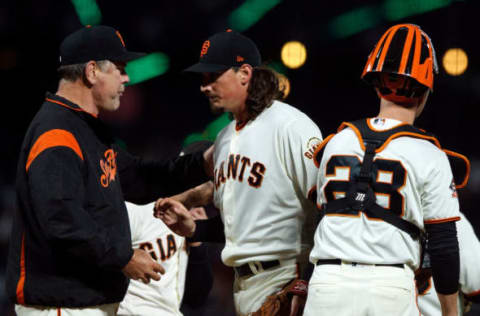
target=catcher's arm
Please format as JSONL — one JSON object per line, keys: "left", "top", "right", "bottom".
{"left": 154, "top": 198, "right": 196, "bottom": 237}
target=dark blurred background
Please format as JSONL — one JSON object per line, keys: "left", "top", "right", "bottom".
{"left": 2, "top": 0, "right": 480, "bottom": 315}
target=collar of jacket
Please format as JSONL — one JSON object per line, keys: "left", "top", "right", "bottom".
{"left": 45, "top": 92, "right": 116, "bottom": 144}
{"left": 45, "top": 92, "right": 98, "bottom": 119}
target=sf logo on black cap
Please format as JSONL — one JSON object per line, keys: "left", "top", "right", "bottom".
{"left": 200, "top": 40, "right": 210, "bottom": 58}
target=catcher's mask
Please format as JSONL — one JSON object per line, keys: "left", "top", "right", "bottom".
{"left": 361, "top": 24, "right": 439, "bottom": 106}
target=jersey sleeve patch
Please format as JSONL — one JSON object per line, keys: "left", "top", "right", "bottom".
{"left": 304, "top": 137, "right": 321, "bottom": 160}
{"left": 26, "top": 129, "right": 84, "bottom": 171}
{"left": 313, "top": 134, "right": 335, "bottom": 168}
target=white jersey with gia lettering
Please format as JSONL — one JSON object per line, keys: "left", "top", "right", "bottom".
{"left": 418, "top": 212, "right": 480, "bottom": 316}
{"left": 118, "top": 202, "right": 188, "bottom": 316}
{"left": 310, "top": 118, "right": 461, "bottom": 269}
{"left": 213, "top": 100, "right": 322, "bottom": 267}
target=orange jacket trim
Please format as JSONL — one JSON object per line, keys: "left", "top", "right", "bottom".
{"left": 424, "top": 216, "right": 461, "bottom": 225}
{"left": 26, "top": 129, "right": 84, "bottom": 171}
{"left": 443, "top": 149, "right": 470, "bottom": 189}
{"left": 46, "top": 98, "right": 98, "bottom": 118}
{"left": 16, "top": 233, "right": 26, "bottom": 304}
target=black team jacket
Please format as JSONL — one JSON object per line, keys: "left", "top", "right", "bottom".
{"left": 6, "top": 93, "right": 209, "bottom": 307}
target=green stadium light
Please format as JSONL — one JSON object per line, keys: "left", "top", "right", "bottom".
{"left": 328, "top": 6, "right": 381, "bottom": 38}
{"left": 71, "top": 0, "right": 102, "bottom": 26}
{"left": 328, "top": 0, "right": 459, "bottom": 39}
{"left": 183, "top": 113, "right": 232, "bottom": 146}
{"left": 384, "top": 0, "right": 453, "bottom": 21}
{"left": 229, "top": 0, "right": 282, "bottom": 32}
{"left": 125, "top": 52, "right": 170, "bottom": 85}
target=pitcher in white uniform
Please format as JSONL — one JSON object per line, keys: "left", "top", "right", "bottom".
{"left": 305, "top": 24, "right": 461, "bottom": 316}
{"left": 155, "top": 30, "right": 322, "bottom": 316}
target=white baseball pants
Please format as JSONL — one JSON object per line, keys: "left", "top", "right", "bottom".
{"left": 233, "top": 260, "right": 297, "bottom": 316}
{"left": 303, "top": 263, "right": 419, "bottom": 316}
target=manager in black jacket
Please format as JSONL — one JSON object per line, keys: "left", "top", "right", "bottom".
{"left": 6, "top": 25, "right": 212, "bottom": 316}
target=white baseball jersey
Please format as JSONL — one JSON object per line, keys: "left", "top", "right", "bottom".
{"left": 418, "top": 212, "right": 480, "bottom": 316}
{"left": 310, "top": 118, "right": 460, "bottom": 269}
{"left": 213, "top": 100, "right": 322, "bottom": 267}
{"left": 118, "top": 202, "right": 188, "bottom": 316}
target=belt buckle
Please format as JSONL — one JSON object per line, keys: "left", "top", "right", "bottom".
{"left": 344, "top": 261, "right": 371, "bottom": 268}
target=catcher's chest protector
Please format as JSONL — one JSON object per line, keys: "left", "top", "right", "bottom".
{"left": 314, "top": 118, "right": 469, "bottom": 239}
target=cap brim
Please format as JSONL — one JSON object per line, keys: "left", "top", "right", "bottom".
{"left": 115, "top": 51, "right": 146, "bottom": 63}
{"left": 183, "top": 62, "right": 230, "bottom": 73}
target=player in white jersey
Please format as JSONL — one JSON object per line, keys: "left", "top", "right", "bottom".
{"left": 418, "top": 212, "right": 480, "bottom": 316}
{"left": 305, "top": 24, "right": 460, "bottom": 316}
{"left": 155, "top": 30, "right": 322, "bottom": 315}
{"left": 118, "top": 142, "right": 214, "bottom": 316}
{"left": 117, "top": 201, "right": 212, "bottom": 316}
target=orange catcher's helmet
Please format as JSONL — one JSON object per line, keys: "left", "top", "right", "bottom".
{"left": 362, "top": 24, "right": 439, "bottom": 105}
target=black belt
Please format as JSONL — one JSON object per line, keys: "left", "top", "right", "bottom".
{"left": 316, "top": 259, "right": 404, "bottom": 269}
{"left": 234, "top": 260, "right": 281, "bottom": 278}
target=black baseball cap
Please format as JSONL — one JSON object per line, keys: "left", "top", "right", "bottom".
{"left": 59, "top": 25, "right": 145, "bottom": 66}
{"left": 184, "top": 29, "right": 261, "bottom": 73}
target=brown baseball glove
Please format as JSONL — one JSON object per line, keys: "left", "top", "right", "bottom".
{"left": 251, "top": 279, "right": 308, "bottom": 316}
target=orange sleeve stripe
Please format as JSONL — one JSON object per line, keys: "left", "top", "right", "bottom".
{"left": 424, "top": 216, "right": 461, "bottom": 225}
{"left": 443, "top": 149, "right": 470, "bottom": 189}
{"left": 26, "top": 129, "right": 84, "bottom": 171}
{"left": 16, "top": 233, "right": 26, "bottom": 304}
{"left": 466, "top": 289, "right": 480, "bottom": 297}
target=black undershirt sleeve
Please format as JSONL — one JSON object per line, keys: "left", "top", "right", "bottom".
{"left": 188, "top": 215, "right": 225, "bottom": 243}
{"left": 116, "top": 145, "right": 209, "bottom": 204}
{"left": 425, "top": 221, "right": 460, "bottom": 295}
{"left": 182, "top": 244, "right": 213, "bottom": 307}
